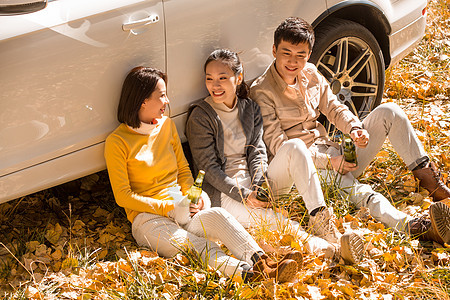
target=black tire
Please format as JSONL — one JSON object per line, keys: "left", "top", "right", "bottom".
{"left": 310, "top": 18, "right": 385, "bottom": 120}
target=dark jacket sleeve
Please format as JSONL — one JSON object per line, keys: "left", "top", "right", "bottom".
{"left": 244, "top": 100, "right": 268, "bottom": 187}
{"left": 186, "top": 106, "right": 252, "bottom": 205}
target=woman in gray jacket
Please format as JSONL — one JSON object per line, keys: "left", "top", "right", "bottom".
{"left": 186, "top": 49, "right": 364, "bottom": 264}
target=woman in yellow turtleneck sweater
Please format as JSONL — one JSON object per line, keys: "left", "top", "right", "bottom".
{"left": 104, "top": 66, "right": 298, "bottom": 283}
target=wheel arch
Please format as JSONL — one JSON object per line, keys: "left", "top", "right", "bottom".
{"left": 311, "top": 1, "right": 391, "bottom": 69}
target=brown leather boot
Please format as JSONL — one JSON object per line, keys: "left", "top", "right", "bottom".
{"left": 407, "top": 202, "right": 450, "bottom": 245}
{"left": 252, "top": 254, "right": 297, "bottom": 283}
{"left": 412, "top": 162, "right": 450, "bottom": 201}
{"left": 266, "top": 251, "right": 303, "bottom": 269}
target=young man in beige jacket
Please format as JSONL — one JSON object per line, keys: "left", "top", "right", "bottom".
{"left": 250, "top": 17, "right": 450, "bottom": 246}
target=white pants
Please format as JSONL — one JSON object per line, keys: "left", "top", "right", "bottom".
{"left": 354, "top": 102, "right": 428, "bottom": 175}
{"left": 221, "top": 138, "right": 332, "bottom": 254}
{"left": 268, "top": 139, "right": 327, "bottom": 213}
{"left": 221, "top": 195, "right": 334, "bottom": 254}
{"left": 132, "top": 207, "right": 263, "bottom": 277}
{"left": 318, "top": 103, "right": 428, "bottom": 230}
{"left": 318, "top": 166, "right": 411, "bottom": 230}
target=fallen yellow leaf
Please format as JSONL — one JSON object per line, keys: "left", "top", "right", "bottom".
{"left": 45, "top": 223, "right": 62, "bottom": 245}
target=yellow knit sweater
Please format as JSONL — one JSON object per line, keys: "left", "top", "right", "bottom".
{"left": 104, "top": 117, "right": 193, "bottom": 223}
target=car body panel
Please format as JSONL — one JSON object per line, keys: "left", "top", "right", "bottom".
{"left": 0, "top": 142, "right": 105, "bottom": 202}
{"left": 0, "top": 0, "right": 426, "bottom": 204}
{"left": 388, "top": 0, "right": 427, "bottom": 65}
{"left": 326, "top": 0, "right": 427, "bottom": 65}
{"left": 164, "top": 0, "right": 327, "bottom": 138}
{"left": 0, "top": 0, "right": 165, "bottom": 176}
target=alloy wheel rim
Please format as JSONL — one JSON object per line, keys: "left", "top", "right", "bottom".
{"left": 316, "top": 36, "right": 380, "bottom": 118}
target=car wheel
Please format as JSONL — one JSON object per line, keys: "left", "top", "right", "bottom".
{"left": 310, "top": 18, "right": 385, "bottom": 119}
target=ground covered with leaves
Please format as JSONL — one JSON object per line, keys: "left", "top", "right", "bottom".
{"left": 1, "top": 0, "right": 450, "bottom": 299}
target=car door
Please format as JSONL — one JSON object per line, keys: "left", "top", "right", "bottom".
{"left": 163, "top": 0, "right": 327, "bottom": 140}
{"left": 0, "top": 0, "right": 165, "bottom": 202}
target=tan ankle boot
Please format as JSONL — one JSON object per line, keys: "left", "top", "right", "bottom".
{"left": 308, "top": 207, "right": 341, "bottom": 244}
{"left": 408, "top": 202, "right": 450, "bottom": 245}
{"left": 252, "top": 254, "right": 298, "bottom": 283}
{"left": 266, "top": 251, "right": 303, "bottom": 269}
{"left": 412, "top": 162, "right": 450, "bottom": 201}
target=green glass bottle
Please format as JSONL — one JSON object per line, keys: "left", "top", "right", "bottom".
{"left": 256, "top": 181, "right": 270, "bottom": 202}
{"left": 187, "top": 170, "right": 205, "bottom": 204}
{"left": 342, "top": 134, "right": 357, "bottom": 165}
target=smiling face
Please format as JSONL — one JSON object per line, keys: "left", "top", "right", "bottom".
{"left": 138, "top": 78, "right": 169, "bottom": 124}
{"left": 273, "top": 40, "right": 311, "bottom": 85}
{"left": 205, "top": 60, "right": 242, "bottom": 108}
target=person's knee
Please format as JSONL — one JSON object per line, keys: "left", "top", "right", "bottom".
{"left": 202, "top": 207, "right": 232, "bottom": 219}
{"left": 283, "top": 138, "right": 309, "bottom": 157}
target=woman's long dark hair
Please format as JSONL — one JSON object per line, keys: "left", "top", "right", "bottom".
{"left": 117, "top": 67, "right": 167, "bottom": 128}
{"left": 204, "top": 49, "right": 249, "bottom": 99}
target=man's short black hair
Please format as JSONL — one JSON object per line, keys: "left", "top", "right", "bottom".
{"left": 274, "top": 17, "right": 315, "bottom": 50}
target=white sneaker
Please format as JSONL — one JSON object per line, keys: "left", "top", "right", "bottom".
{"left": 305, "top": 233, "right": 364, "bottom": 264}
{"left": 308, "top": 207, "right": 341, "bottom": 244}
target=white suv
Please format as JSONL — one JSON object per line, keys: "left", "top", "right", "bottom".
{"left": 0, "top": 0, "right": 427, "bottom": 203}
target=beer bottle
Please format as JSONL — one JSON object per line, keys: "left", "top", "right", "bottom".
{"left": 187, "top": 170, "right": 205, "bottom": 204}
{"left": 256, "top": 181, "right": 270, "bottom": 202}
{"left": 342, "top": 134, "right": 357, "bottom": 165}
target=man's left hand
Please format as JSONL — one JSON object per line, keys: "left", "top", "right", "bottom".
{"left": 350, "top": 128, "right": 369, "bottom": 148}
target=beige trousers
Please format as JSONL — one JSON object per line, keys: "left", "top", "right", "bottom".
{"left": 132, "top": 207, "right": 263, "bottom": 277}
{"left": 317, "top": 102, "right": 428, "bottom": 230}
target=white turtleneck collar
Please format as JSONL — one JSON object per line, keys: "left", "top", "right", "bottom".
{"left": 128, "top": 119, "right": 159, "bottom": 135}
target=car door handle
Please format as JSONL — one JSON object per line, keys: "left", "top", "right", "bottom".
{"left": 122, "top": 14, "right": 159, "bottom": 31}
